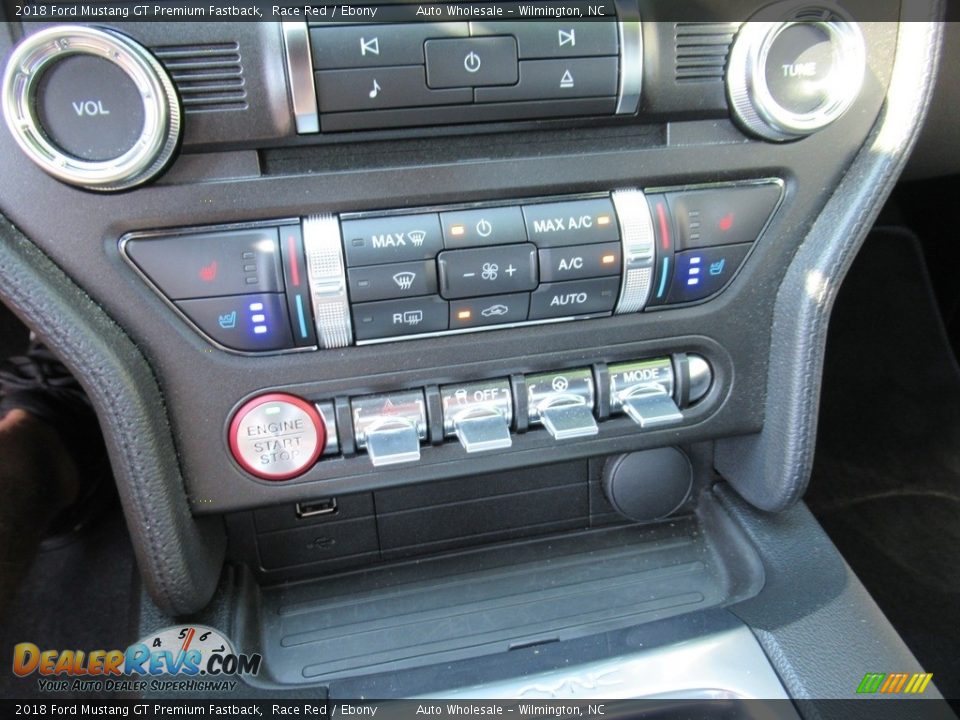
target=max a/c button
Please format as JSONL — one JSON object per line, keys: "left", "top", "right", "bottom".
{"left": 529, "top": 276, "right": 619, "bottom": 319}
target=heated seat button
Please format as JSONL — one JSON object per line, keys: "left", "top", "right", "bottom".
{"left": 437, "top": 244, "right": 538, "bottom": 299}
{"left": 340, "top": 213, "right": 443, "bottom": 267}
{"left": 665, "top": 244, "right": 751, "bottom": 304}
{"left": 522, "top": 198, "right": 619, "bottom": 247}
{"left": 229, "top": 393, "right": 326, "bottom": 481}
{"left": 425, "top": 37, "right": 518, "bottom": 88}
{"left": 347, "top": 260, "right": 438, "bottom": 302}
{"left": 539, "top": 242, "right": 622, "bottom": 282}
{"left": 352, "top": 296, "right": 448, "bottom": 341}
{"left": 666, "top": 184, "right": 781, "bottom": 250}
{"left": 125, "top": 228, "right": 283, "bottom": 301}
{"left": 450, "top": 293, "right": 530, "bottom": 329}
{"left": 177, "top": 293, "right": 294, "bottom": 352}
{"left": 529, "top": 277, "right": 619, "bottom": 319}
{"left": 440, "top": 206, "right": 527, "bottom": 249}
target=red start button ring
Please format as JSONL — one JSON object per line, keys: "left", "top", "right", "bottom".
{"left": 229, "top": 393, "right": 326, "bottom": 481}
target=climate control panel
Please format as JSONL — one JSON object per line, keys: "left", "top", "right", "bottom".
{"left": 227, "top": 353, "right": 712, "bottom": 481}
{"left": 121, "top": 180, "right": 782, "bottom": 353}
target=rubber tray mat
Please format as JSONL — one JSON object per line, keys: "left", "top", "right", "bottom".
{"left": 255, "top": 516, "right": 761, "bottom": 683}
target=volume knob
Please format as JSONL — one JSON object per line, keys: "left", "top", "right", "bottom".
{"left": 726, "top": 20, "right": 866, "bottom": 142}
{"left": 2, "top": 25, "right": 181, "bottom": 191}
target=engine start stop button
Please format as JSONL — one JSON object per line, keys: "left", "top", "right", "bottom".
{"left": 229, "top": 393, "right": 326, "bottom": 481}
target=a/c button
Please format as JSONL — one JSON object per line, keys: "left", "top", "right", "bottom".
{"left": 529, "top": 276, "right": 619, "bottom": 319}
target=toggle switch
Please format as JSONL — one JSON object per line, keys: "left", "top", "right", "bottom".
{"left": 609, "top": 358, "right": 683, "bottom": 428}
{"left": 526, "top": 368, "right": 598, "bottom": 440}
{"left": 441, "top": 380, "right": 513, "bottom": 453}
{"left": 351, "top": 390, "right": 428, "bottom": 466}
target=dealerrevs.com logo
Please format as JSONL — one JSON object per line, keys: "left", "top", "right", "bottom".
{"left": 12, "top": 625, "right": 262, "bottom": 693}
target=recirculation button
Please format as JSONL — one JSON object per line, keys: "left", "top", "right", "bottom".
{"left": 229, "top": 393, "right": 327, "bottom": 480}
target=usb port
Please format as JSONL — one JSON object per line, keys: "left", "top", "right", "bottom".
{"left": 295, "top": 498, "right": 338, "bottom": 519}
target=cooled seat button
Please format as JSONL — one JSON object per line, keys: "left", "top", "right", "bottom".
{"left": 229, "top": 393, "right": 326, "bottom": 481}
{"left": 177, "top": 293, "right": 294, "bottom": 352}
{"left": 665, "top": 243, "right": 751, "bottom": 304}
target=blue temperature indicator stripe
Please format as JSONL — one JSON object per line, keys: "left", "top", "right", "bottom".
{"left": 656, "top": 257, "right": 670, "bottom": 299}
{"left": 295, "top": 294, "right": 309, "bottom": 339}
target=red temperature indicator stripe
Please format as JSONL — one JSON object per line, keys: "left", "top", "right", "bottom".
{"left": 288, "top": 234, "right": 301, "bottom": 288}
{"left": 656, "top": 201, "right": 671, "bottom": 251}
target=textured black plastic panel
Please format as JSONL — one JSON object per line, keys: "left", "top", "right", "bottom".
{"left": 255, "top": 506, "right": 763, "bottom": 684}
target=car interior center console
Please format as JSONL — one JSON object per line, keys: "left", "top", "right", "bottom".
{"left": 0, "top": 0, "right": 946, "bottom": 704}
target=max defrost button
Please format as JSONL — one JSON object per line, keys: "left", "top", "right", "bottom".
{"left": 341, "top": 213, "right": 443, "bottom": 266}
{"left": 229, "top": 393, "right": 326, "bottom": 481}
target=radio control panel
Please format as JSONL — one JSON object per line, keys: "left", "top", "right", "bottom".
{"left": 121, "top": 180, "right": 782, "bottom": 353}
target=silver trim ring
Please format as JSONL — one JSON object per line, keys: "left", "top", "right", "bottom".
{"left": 2, "top": 25, "right": 181, "bottom": 191}
{"left": 727, "top": 21, "right": 866, "bottom": 142}
{"left": 612, "top": 188, "right": 655, "bottom": 314}
{"left": 303, "top": 214, "right": 353, "bottom": 349}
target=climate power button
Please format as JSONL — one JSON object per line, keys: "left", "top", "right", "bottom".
{"left": 229, "top": 394, "right": 326, "bottom": 481}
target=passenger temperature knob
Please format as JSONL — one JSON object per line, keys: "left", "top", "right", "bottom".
{"left": 726, "top": 20, "right": 866, "bottom": 141}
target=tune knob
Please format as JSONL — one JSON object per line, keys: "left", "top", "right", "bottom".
{"left": 726, "top": 20, "right": 866, "bottom": 142}
{"left": 2, "top": 25, "right": 181, "bottom": 191}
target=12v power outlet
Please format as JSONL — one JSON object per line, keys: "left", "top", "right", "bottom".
{"left": 229, "top": 393, "right": 326, "bottom": 481}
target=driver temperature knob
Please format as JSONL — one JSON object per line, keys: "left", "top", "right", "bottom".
{"left": 726, "top": 19, "right": 866, "bottom": 142}
{"left": 2, "top": 25, "right": 181, "bottom": 191}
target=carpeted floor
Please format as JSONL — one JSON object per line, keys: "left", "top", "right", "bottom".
{"left": 807, "top": 228, "right": 960, "bottom": 700}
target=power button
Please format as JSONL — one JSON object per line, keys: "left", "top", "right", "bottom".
{"left": 229, "top": 394, "right": 326, "bottom": 481}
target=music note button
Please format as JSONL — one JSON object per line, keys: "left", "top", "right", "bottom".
{"left": 315, "top": 67, "right": 472, "bottom": 113}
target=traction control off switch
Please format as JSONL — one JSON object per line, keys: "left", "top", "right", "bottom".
{"left": 526, "top": 368, "right": 598, "bottom": 440}
{"left": 609, "top": 358, "right": 682, "bottom": 428}
{"left": 229, "top": 394, "right": 327, "bottom": 481}
{"left": 352, "top": 390, "right": 428, "bottom": 466}
{"left": 441, "top": 380, "right": 513, "bottom": 452}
